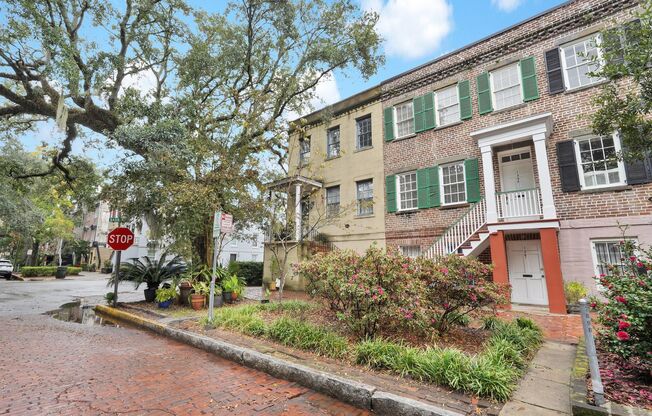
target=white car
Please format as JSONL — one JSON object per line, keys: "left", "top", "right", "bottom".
{"left": 0, "top": 259, "right": 13, "bottom": 279}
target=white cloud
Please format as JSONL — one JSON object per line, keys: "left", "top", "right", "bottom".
{"left": 361, "top": 0, "right": 453, "bottom": 59}
{"left": 285, "top": 73, "right": 341, "bottom": 121}
{"left": 491, "top": 0, "right": 523, "bottom": 12}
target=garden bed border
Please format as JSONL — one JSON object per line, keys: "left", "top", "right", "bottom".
{"left": 570, "top": 337, "right": 652, "bottom": 416}
{"left": 95, "top": 304, "right": 464, "bottom": 416}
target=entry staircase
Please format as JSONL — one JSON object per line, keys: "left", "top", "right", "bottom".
{"left": 423, "top": 197, "right": 490, "bottom": 259}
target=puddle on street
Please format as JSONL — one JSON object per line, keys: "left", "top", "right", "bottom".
{"left": 46, "top": 301, "right": 119, "bottom": 327}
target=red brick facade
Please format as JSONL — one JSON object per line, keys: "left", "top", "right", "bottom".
{"left": 382, "top": 0, "right": 651, "bottom": 252}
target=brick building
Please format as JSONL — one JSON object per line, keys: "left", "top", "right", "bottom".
{"left": 381, "top": 0, "right": 651, "bottom": 313}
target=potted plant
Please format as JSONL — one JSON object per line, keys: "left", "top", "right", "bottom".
{"left": 108, "top": 252, "right": 187, "bottom": 303}
{"left": 178, "top": 279, "right": 192, "bottom": 306}
{"left": 55, "top": 266, "right": 67, "bottom": 279}
{"left": 191, "top": 281, "right": 209, "bottom": 310}
{"left": 155, "top": 287, "right": 177, "bottom": 309}
{"left": 222, "top": 275, "right": 242, "bottom": 303}
{"left": 564, "top": 281, "right": 588, "bottom": 314}
{"left": 213, "top": 286, "right": 224, "bottom": 307}
{"left": 101, "top": 259, "right": 113, "bottom": 274}
{"left": 104, "top": 292, "right": 115, "bottom": 305}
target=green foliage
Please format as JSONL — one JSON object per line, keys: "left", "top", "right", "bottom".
{"left": 591, "top": 2, "right": 652, "bottom": 156}
{"left": 257, "top": 300, "right": 312, "bottom": 313}
{"left": 201, "top": 305, "right": 267, "bottom": 337}
{"left": 482, "top": 316, "right": 502, "bottom": 331}
{"left": 104, "top": 292, "right": 115, "bottom": 304}
{"left": 155, "top": 287, "right": 178, "bottom": 303}
{"left": 267, "top": 317, "right": 349, "bottom": 358}
{"left": 593, "top": 239, "right": 652, "bottom": 369}
{"left": 19, "top": 266, "right": 57, "bottom": 277}
{"left": 354, "top": 320, "right": 542, "bottom": 401}
{"left": 111, "top": 253, "right": 186, "bottom": 290}
{"left": 66, "top": 267, "right": 81, "bottom": 276}
{"left": 564, "top": 281, "right": 588, "bottom": 304}
{"left": 221, "top": 274, "right": 245, "bottom": 296}
{"left": 228, "top": 261, "right": 263, "bottom": 286}
{"left": 192, "top": 281, "right": 210, "bottom": 296}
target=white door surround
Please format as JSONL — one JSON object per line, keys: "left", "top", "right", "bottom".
{"left": 498, "top": 147, "right": 536, "bottom": 191}
{"left": 471, "top": 113, "right": 557, "bottom": 224}
{"left": 506, "top": 239, "right": 548, "bottom": 305}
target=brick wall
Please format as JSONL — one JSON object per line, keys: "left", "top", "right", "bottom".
{"left": 382, "top": 0, "right": 652, "bottom": 250}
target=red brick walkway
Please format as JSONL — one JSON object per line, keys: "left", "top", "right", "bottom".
{"left": 0, "top": 316, "right": 368, "bottom": 415}
{"left": 498, "top": 309, "right": 583, "bottom": 344}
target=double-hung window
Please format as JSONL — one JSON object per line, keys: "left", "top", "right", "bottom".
{"left": 591, "top": 239, "right": 635, "bottom": 277}
{"left": 574, "top": 134, "right": 625, "bottom": 189}
{"left": 326, "top": 186, "right": 340, "bottom": 216}
{"left": 490, "top": 63, "right": 522, "bottom": 111}
{"left": 394, "top": 102, "right": 414, "bottom": 138}
{"left": 560, "top": 34, "right": 603, "bottom": 90}
{"left": 299, "top": 137, "right": 310, "bottom": 164}
{"left": 400, "top": 245, "right": 421, "bottom": 258}
{"left": 440, "top": 162, "right": 466, "bottom": 205}
{"left": 356, "top": 179, "right": 373, "bottom": 216}
{"left": 327, "top": 127, "right": 340, "bottom": 158}
{"left": 435, "top": 85, "right": 460, "bottom": 126}
{"left": 356, "top": 115, "right": 372, "bottom": 149}
{"left": 397, "top": 172, "right": 418, "bottom": 211}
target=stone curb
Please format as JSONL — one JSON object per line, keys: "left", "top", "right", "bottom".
{"left": 96, "top": 304, "right": 464, "bottom": 416}
{"left": 570, "top": 337, "right": 652, "bottom": 416}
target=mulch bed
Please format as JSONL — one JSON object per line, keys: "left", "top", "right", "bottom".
{"left": 586, "top": 347, "right": 652, "bottom": 409}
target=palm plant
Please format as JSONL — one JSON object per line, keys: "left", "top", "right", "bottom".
{"left": 110, "top": 252, "right": 187, "bottom": 290}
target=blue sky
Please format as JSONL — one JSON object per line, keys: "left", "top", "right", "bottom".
{"left": 20, "top": 0, "right": 568, "bottom": 166}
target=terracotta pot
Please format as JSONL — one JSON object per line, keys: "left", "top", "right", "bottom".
{"left": 268, "top": 281, "right": 276, "bottom": 291}
{"left": 179, "top": 285, "right": 192, "bottom": 306}
{"left": 190, "top": 294, "right": 205, "bottom": 310}
{"left": 231, "top": 292, "right": 238, "bottom": 301}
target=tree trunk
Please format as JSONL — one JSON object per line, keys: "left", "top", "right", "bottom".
{"left": 193, "top": 234, "right": 208, "bottom": 265}
{"left": 96, "top": 244, "right": 102, "bottom": 268}
{"left": 30, "top": 240, "right": 40, "bottom": 266}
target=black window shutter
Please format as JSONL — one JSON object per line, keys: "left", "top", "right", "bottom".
{"left": 545, "top": 48, "right": 565, "bottom": 94}
{"left": 556, "top": 140, "right": 581, "bottom": 192}
{"left": 624, "top": 152, "right": 652, "bottom": 185}
{"left": 603, "top": 27, "right": 624, "bottom": 67}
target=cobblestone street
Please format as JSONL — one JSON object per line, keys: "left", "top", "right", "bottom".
{"left": 0, "top": 277, "right": 368, "bottom": 415}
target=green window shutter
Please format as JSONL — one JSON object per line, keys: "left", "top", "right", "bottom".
{"left": 384, "top": 107, "right": 394, "bottom": 142}
{"left": 464, "top": 159, "right": 481, "bottom": 202}
{"left": 458, "top": 80, "right": 472, "bottom": 120}
{"left": 386, "top": 175, "right": 397, "bottom": 213}
{"left": 423, "top": 92, "right": 436, "bottom": 130}
{"left": 520, "top": 57, "right": 539, "bottom": 102}
{"left": 413, "top": 95, "right": 425, "bottom": 133}
{"left": 431, "top": 166, "right": 440, "bottom": 207}
{"left": 476, "top": 72, "right": 493, "bottom": 115}
{"left": 417, "top": 168, "right": 430, "bottom": 209}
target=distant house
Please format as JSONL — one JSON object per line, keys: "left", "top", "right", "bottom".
{"left": 219, "top": 228, "right": 265, "bottom": 266}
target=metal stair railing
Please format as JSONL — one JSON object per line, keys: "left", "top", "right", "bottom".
{"left": 423, "top": 197, "right": 487, "bottom": 259}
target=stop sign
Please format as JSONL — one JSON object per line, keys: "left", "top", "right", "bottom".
{"left": 107, "top": 227, "right": 135, "bottom": 251}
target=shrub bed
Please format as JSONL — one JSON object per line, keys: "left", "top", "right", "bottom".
{"left": 228, "top": 261, "right": 263, "bottom": 286}
{"left": 20, "top": 266, "right": 82, "bottom": 277}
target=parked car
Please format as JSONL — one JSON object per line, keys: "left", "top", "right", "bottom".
{"left": 0, "top": 259, "right": 13, "bottom": 279}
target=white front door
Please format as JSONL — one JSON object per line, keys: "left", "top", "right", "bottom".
{"left": 507, "top": 240, "right": 548, "bottom": 305}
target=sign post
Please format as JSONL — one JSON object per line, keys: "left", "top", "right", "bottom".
{"left": 107, "top": 227, "right": 135, "bottom": 307}
{"left": 208, "top": 212, "right": 234, "bottom": 322}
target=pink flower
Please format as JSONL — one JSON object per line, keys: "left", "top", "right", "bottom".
{"left": 372, "top": 294, "right": 378, "bottom": 301}
{"left": 629, "top": 256, "right": 637, "bottom": 262}
{"left": 590, "top": 302, "right": 598, "bottom": 309}
{"left": 469, "top": 294, "right": 478, "bottom": 302}
{"left": 618, "top": 321, "right": 631, "bottom": 330}
{"left": 615, "top": 295, "right": 627, "bottom": 304}
{"left": 616, "top": 331, "right": 630, "bottom": 341}
{"left": 636, "top": 262, "right": 644, "bottom": 268}
{"left": 352, "top": 274, "right": 358, "bottom": 280}
{"left": 442, "top": 302, "right": 450, "bottom": 309}
{"left": 377, "top": 287, "right": 384, "bottom": 295}
{"left": 441, "top": 268, "right": 449, "bottom": 275}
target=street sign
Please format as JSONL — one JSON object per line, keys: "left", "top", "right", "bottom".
{"left": 213, "top": 211, "right": 222, "bottom": 236}
{"left": 107, "top": 227, "right": 135, "bottom": 251}
{"left": 220, "top": 213, "right": 234, "bottom": 234}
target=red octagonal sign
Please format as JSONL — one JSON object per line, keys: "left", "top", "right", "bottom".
{"left": 107, "top": 227, "right": 135, "bottom": 251}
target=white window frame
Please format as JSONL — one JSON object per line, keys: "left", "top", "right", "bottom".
{"left": 439, "top": 161, "right": 467, "bottom": 206}
{"left": 560, "top": 33, "right": 605, "bottom": 91}
{"left": 400, "top": 245, "right": 422, "bottom": 258}
{"left": 356, "top": 179, "right": 374, "bottom": 216}
{"left": 393, "top": 101, "right": 415, "bottom": 139}
{"left": 326, "top": 127, "right": 340, "bottom": 159}
{"left": 396, "top": 171, "right": 418, "bottom": 212}
{"left": 489, "top": 62, "right": 523, "bottom": 111}
{"left": 590, "top": 239, "right": 638, "bottom": 288}
{"left": 356, "top": 115, "right": 373, "bottom": 150}
{"left": 573, "top": 132, "right": 626, "bottom": 190}
{"left": 434, "top": 85, "right": 461, "bottom": 127}
{"left": 325, "top": 185, "right": 340, "bottom": 216}
{"left": 299, "top": 137, "right": 310, "bottom": 164}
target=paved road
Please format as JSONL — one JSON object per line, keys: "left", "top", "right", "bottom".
{"left": 0, "top": 274, "right": 367, "bottom": 415}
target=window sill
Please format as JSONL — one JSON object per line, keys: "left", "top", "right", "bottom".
{"left": 489, "top": 102, "right": 528, "bottom": 115}
{"left": 392, "top": 133, "right": 417, "bottom": 142}
{"left": 325, "top": 155, "right": 341, "bottom": 161}
{"left": 434, "top": 120, "right": 463, "bottom": 131}
{"left": 439, "top": 202, "right": 470, "bottom": 210}
{"left": 563, "top": 79, "right": 608, "bottom": 95}
{"left": 354, "top": 213, "right": 375, "bottom": 219}
{"left": 580, "top": 184, "right": 632, "bottom": 194}
{"left": 354, "top": 146, "right": 373, "bottom": 153}
{"left": 396, "top": 209, "right": 419, "bottom": 215}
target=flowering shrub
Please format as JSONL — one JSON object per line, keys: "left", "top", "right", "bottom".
{"left": 415, "top": 255, "right": 509, "bottom": 334}
{"left": 593, "top": 240, "right": 652, "bottom": 370}
{"left": 296, "top": 245, "right": 425, "bottom": 338}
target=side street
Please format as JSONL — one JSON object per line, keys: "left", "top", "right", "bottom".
{"left": 1, "top": 0, "right": 651, "bottom": 415}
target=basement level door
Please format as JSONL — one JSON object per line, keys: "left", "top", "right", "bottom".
{"left": 506, "top": 240, "right": 548, "bottom": 305}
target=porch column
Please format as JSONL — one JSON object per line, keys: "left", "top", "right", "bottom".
{"left": 481, "top": 146, "right": 498, "bottom": 223}
{"left": 489, "top": 230, "right": 511, "bottom": 310}
{"left": 294, "top": 183, "right": 302, "bottom": 241}
{"left": 540, "top": 228, "right": 566, "bottom": 314}
{"left": 533, "top": 133, "right": 557, "bottom": 219}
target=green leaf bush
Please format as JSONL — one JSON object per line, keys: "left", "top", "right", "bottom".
{"left": 227, "top": 261, "right": 263, "bottom": 286}
{"left": 20, "top": 266, "right": 81, "bottom": 277}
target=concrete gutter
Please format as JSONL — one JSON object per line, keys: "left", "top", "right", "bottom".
{"left": 96, "top": 304, "right": 463, "bottom": 416}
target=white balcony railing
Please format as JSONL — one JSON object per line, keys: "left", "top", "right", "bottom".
{"left": 496, "top": 188, "right": 542, "bottom": 220}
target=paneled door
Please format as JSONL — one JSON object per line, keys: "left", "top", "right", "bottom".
{"left": 507, "top": 239, "right": 548, "bottom": 305}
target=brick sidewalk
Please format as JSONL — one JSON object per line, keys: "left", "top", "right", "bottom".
{"left": 0, "top": 316, "right": 368, "bottom": 415}
{"left": 498, "top": 309, "right": 583, "bottom": 344}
